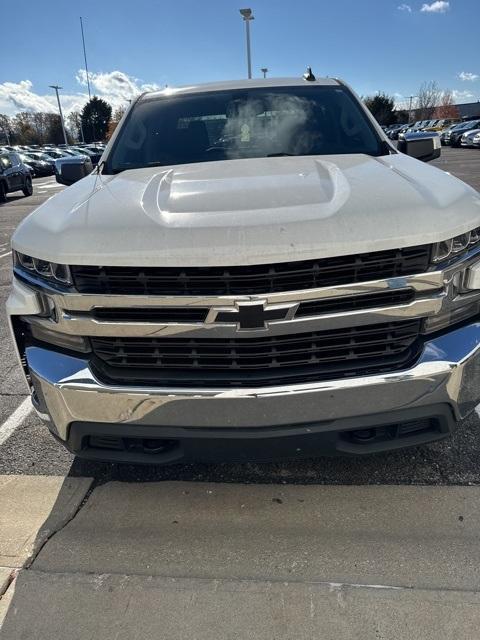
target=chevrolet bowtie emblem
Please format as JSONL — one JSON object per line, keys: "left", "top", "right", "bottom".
{"left": 209, "top": 301, "right": 298, "bottom": 330}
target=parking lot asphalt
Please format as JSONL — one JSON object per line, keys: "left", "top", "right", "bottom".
{"left": 1, "top": 148, "right": 480, "bottom": 486}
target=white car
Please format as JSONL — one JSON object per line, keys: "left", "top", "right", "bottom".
{"left": 461, "top": 129, "right": 480, "bottom": 147}
{"left": 472, "top": 132, "right": 480, "bottom": 148}
{"left": 7, "top": 74, "right": 480, "bottom": 464}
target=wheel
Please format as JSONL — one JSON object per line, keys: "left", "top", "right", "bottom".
{"left": 0, "top": 182, "right": 6, "bottom": 203}
{"left": 22, "top": 176, "right": 33, "bottom": 197}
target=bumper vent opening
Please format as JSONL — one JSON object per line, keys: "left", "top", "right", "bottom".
{"left": 344, "top": 417, "right": 442, "bottom": 446}
{"left": 88, "top": 435, "right": 178, "bottom": 456}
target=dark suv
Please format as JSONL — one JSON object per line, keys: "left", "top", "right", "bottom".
{"left": 0, "top": 152, "right": 33, "bottom": 202}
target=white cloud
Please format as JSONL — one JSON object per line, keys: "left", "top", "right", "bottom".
{"left": 421, "top": 1, "right": 450, "bottom": 13}
{"left": 0, "top": 70, "right": 162, "bottom": 117}
{"left": 397, "top": 4, "right": 412, "bottom": 12}
{"left": 458, "top": 71, "right": 479, "bottom": 82}
{"left": 76, "top": 69, "right": 160, "bottom": 100}
{"left": 452, "top": 89, "right": 474, "bottom": 101}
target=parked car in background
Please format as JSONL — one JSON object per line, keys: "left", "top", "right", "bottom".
{"left": 472, "top": 132, "right": 480, "bottom": 148}
{"left": 0, "top": 151, "right": 33, "bottom": 202}
{"left": 409, "top": 120, "right": 429, "bottom": 131}
{"left": 440, "top": 123, "right": 461, "bottom": 145}
{"left": 424, "top": 118, "right": 460, "bottom": 132}
{"left": 77, "top": 146, "right": 103, "bottom": 166}
{"left": 26, "top": 152, "right": 57, "bottom": 171}
{"left": 41, "top": 149, "right": 70, "bottom": 159}
{"left": 389, "top": 124, "right": 410, "bottom": 140}
{"left": 442, "top": 121, "right": 479, "bottom": 146}
{"left": 19, "top": 153, "right": 54, "bottom": 177}
{"left": 460, "top": 128, "right": 480, "bottom": 147}
{"left": 450, "top": 120, "right": 480, "bottom": 147}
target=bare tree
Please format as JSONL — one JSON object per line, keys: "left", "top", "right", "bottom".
{"left": 416, "top": 81, "right": 441, "bottom": 120}
{"left": 12, "top": 113, "right": 38, "bottom": 145}
{"left": 433, "top": 90, "right": 460, "bottom": 119}
{"left": 67, "top": 111, "right": 83, "bottom": 142}
{"left": 0, "top": 114, "right": 13, "bottom": 144}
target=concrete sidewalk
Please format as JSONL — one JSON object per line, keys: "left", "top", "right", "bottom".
{"left": 1, "top": 481, "right": 480, "bottom": 638}
{"left": 5, "top": 571, "right": 480, "bottom": 639}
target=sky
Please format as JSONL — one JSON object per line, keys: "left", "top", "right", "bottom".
{"left": 1, "top": 0, "right": 479, "bottom": 117}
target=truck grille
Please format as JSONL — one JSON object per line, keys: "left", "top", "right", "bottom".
{"left": 91, "top": 320, "right": 422, "bottom": 387}
{"left": 71, "top": 245, "right": 431, "bottom": 296}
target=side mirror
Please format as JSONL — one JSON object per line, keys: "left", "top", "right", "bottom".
{"left": 397, "top": 132, "right": 441, "bottom": 162}
{"left": 55, "top": 157, "right": 93, "bottom": 186}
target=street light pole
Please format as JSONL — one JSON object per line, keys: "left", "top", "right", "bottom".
{"left": 49, "top": 85, "right": 68, "bottom": 145}
{"left": 80, "top": 17, "right": 92, "bottom": 101}
{"left": 408, "top": 95, "right": 418, "bottom": 124}
{"left": 239, "top": 8, "right": 254, "bottom": 79}
{"left": 261, "top": 67, "right": 268, "bottom": 78}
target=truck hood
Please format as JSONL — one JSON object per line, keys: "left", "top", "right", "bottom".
{"left": 13, "top": 154, "right": 480, "bottom": 266}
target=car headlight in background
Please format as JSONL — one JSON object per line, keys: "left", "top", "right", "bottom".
{"left": 13, "top": 251, "right": 72, "bottom": 286}
{"left": 432, "top": 228, "right": 480, "bottom": 263}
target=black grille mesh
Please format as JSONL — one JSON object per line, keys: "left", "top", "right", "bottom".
{"left": 91, "top": 320, "right": 422, "bottom": 387}
{"left": 71, "top": 245, "right": 431, "bottom": 296}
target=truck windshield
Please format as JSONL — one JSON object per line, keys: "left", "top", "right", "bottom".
{"left": 107, "top": 85, "right": 385, "bottom": 173}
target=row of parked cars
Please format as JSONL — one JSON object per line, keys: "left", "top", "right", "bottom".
{"left": 0, "top": 143, "right": 105, "bottom": 202}
{"left": 0, "top": 143, "right": 106, "bottom": 178}
{"left": 384, "top": 118, "right": 480, "bottom": 148}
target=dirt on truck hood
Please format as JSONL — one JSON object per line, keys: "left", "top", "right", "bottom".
{"left": 12, "top": 153, "right": 480, "bottom": 266}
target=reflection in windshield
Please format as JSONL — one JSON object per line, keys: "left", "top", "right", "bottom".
{"left": 107, "top": 86, "right": 385, "bottom": 173}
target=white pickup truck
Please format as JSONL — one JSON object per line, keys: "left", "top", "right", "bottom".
{"left": 7, "top": 75, "right": 480, "bottom": 464}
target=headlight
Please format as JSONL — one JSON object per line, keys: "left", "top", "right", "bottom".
{"left": 13, "top": 251, "right": 72, "bottom": 286}
{"left": 432, "top": 228, "right": 480, "bottom": 263}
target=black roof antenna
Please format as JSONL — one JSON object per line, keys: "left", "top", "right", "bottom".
{"left": 303, "top": 66, "right": 316, "bottom": 81}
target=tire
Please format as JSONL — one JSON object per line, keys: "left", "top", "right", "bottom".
{"left": 22, "top": 176, "right": 33, "bottom": 197}
{"left": 0, "top": 182, "right": 6, "bottom": 203}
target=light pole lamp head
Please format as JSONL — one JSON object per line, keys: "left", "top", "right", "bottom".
{"left": 240, "top": 8, "right": 254, "bottom": 20}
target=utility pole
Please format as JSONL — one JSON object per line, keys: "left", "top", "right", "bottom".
{"left": 261, "top": 67, "right": 268, "bottom": 78}
{"left": 239, "top": 8, "right": 254, "bottom": 79}
{"left": 49, "top": 85, "right": 68, "bottom": 145}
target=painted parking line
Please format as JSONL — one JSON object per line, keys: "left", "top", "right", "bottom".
{"left": 0, "top": 398, "right": 32, "bottom": 447}
{"left": 0, "top": 251, "right": 12, "bottom": 260}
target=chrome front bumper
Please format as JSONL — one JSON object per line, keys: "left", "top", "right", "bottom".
{"left": 22, "top": 320, "right": 480, "bottom": 443}
{"left": 7, "top": 249, "right": 480, "bottom": 457}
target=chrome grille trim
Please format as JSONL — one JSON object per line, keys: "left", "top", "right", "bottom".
{"left": 20, "top": 271, "right": 446, "bottom": 339}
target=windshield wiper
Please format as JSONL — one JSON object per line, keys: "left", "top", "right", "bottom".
{"left": 111, "top": 161, "right": 165, "bottom": 175}
{"left": 266, "top": 152, "right": 294, "bottom": 157}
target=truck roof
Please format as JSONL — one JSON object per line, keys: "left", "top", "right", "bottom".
{"left": 140, "top": 76, "right": 341, "bottom": 100}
